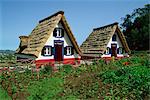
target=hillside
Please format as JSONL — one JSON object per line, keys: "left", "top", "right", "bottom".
{"left": 0, "top": 50, "right": 15, "bottom": 54}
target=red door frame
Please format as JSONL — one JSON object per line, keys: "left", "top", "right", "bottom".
{"left": 111, "top": 44, "right": 117, "bottom": 57}
{"left": 54, "top": 40, "right": 64, "bottom": 61}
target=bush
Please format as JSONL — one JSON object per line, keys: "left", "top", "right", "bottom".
{"left": 40, "top": 65, "right": 53, "bottom": 74}
{"left": 59, "top": 65, "right": 73, "bottom": 74}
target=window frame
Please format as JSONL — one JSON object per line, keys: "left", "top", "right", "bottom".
{"left": 53, "top": 28, "right": 64, "bottom": 38}
{"left": 65, "top": 46, "right": 73, "bottom": 56}
{"left": 42, "top": 46, "right": 52, "bottom": 56}
{"left": 105, "top": 47, "right": 110, "bottom": 55}
{"left": 118, "top": 47, "right": 123, "bottom": 54}
{"left": 112, "top": 34, "right": 117, "bottom": 41}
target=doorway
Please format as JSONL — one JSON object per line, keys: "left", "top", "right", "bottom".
{"left": 111, "top": 44, "right": 117, "bottom": 57}
{"left": 54, "top": 40, "right": 64, "bottom": 61}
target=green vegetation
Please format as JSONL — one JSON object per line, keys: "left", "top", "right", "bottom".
{"left": 121, "top": 4, "right": 150, "bottom": 50}
{"left": 0, "top": 85, "right": 11, "bottom": 100}
{"left": 0, "top": 52, "right": 150, "bottom": 99}
{"left": 27, "top": 77, "right": 63, "bottom": 100}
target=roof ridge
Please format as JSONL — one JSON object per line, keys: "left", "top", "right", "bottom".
{"left": 93, "top": 22, "right": 118, "bottom": 31}
{"left": 39, "top": 11, "right": 64, "bottom": 23}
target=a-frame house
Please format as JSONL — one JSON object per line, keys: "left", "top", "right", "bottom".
{"left": 80, "top": 22, "right": 130, "bottom": 59}
{"left": 16, "top": 11, "right": 81, "bottom": 67}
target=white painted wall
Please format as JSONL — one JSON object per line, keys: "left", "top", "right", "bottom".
{"left": 101, "top": 32, "right": 124, "bottom": 58}
{"left": 36, "top": 21, "right": 80, "bottom": 60}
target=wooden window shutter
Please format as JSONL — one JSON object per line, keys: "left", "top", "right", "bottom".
{"left": 53, "top": 28, "right": 57, "bottom": 37}
{"left": 117, "top": 48, "right": 119, "bottom": 54}
{"left": 61, "top": 28, "right": 64, "bottom": 37}
{"left": 71, "top": 47, "right": 74, "bottom": 55}
{"left": 52, "top": 47, "right": 54, "bottom": 55}
{"left": 41, "top": 47, "right": 45, "bottom": 56}
{"left": 104, "top": 51, "right": 106, "bottom": 54}
{"left": 122, "top": 48, "right": 124, "bottom": 53}
{"left": 109, "top": 48, "right": 111, "bottom": 54}
{"left": 64, "top": 47, "right": 67, "bottom": 55}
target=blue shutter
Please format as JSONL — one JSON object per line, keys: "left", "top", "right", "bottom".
{"left": 52, "top": 47, "right": 54, "bottom": 55}
{"left": 64, "top": 47, "right": 67, "bottom": 55}
{"left": 53, "top": 28, "right": 57, "bottom": 37}
{"left": 117, "top": 48, "right": 119, "bottom": 54}
{"left": 109, "top": 48, "right": 112, "bottom": 54}
{"left": 71, "top": 47, "right": 74, "bottom": 55}
{"left": 61, "top": 28, "right": 64, "bottom": 37}
{"left": 41, "top": 47, "right": 46, "bottom": 56}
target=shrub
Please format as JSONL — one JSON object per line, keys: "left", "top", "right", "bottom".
{"left": 59, "top": 65, "right": 73, "bottom": 74}
{"left": 40, "top": 65, "right": 53, "bottom": 74}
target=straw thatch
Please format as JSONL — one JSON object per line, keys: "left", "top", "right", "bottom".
{"left": 80, "top": 22, "right": 130, "bottom": 57}
{"left": 19, "top": 36, "right": 29, "bottom": 47}
{"left": 16, "top": 11, "right": 81, "bottom": 57}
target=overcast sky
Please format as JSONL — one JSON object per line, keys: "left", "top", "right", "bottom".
{"left": 0, "top": 0, "right": 148, "bottom": 50}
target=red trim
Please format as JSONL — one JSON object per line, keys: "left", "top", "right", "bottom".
{"left": 35, "top": 58, "right": 81, "bottom": 68}
{"left": 102, "top": 56, "right": 124, "bottom": 61}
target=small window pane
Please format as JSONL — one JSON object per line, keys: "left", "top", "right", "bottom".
{"left": 105, "top": 47, "right": 109, "bottom": 54}
{"left": 56, "top": 29, "right": 61, "bottom": 37}
{"left": 66, "top": 46, "right": 72, "bottom": 56}
{"left": 44, "top": 48, "right": 46, "bottom": 55}
{"left": 67, "top": 47, "right": 71, "bottom": 55}
{"left": 112, "top": 34, "right": 116, "bottom": 41}
{"left": 47, "top": 47, "right": 51, "bottom": 55}
{"left": 119, "top": 47, "right": 122, "bottom": 54}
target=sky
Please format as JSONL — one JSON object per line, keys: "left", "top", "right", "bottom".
{"left": 0, "top": 0, "right": 149, "bottom": 50}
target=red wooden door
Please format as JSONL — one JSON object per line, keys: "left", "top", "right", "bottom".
{"left": 111, "top": 44, "right": 117, "bottom": 57}
{"left": 54, "top": 41, "right": 63, "bottom": 61}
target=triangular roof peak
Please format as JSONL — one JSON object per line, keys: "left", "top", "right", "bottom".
{"left": 93, "top": 22, "right": 118, "bottom": 31}
{"left": 39, "top": 11, "right": 64, "bottom": 23}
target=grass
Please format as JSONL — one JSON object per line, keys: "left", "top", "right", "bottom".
{"left": 0, "top": 85, "right": 11, "bottom": 100}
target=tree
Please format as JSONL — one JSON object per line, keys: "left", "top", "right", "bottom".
{"left": 121, "top": 4, "right": 150, "bottom": 50}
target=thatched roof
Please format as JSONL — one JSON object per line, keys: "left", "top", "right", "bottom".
{"left": 80, "top": 22, "right": 130, "bottom": 57}
{"left": 16, "top": 11, "right": 81, "bottom": 57}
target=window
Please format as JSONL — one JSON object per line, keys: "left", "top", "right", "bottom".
{"left": 43, "top": 48, "right": 46, "bottom": 55}
{"left": 105, "top": 47, "right": 109, "bottom": 54}
{"left": 47, "top": 47, "right": 51, "bottom": 55}
{"left": 117, "top": 47, "right": 123, "bottom": 54}
{"left": 105, "top": 47, "right": 111, "bottom": 54}
{"left": 53, "top": 28, "right": 64, "bottom": 38}
{"left": 67, "top": 47, "right": 72, "bottom": 55}
{"left": 41, "top": 46, "right": 52, "bottom": 56}
{"left": 119, "top": 47, "right": 123, "bottom": 54}
{"left": 64, "top": 46, "right": 74, "bottom": 56}
{"left": 112, "top": 34, "right": 117, "bottom": 41}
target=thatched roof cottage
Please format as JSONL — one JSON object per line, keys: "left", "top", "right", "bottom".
{"left": 80, "top": 22, "right": 130, "bottom": 59}
{"left": 16, "top": 11, "right": 81, "bottom": 67}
